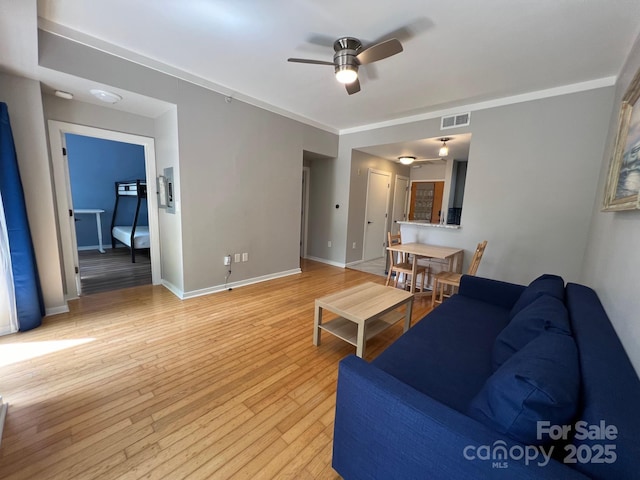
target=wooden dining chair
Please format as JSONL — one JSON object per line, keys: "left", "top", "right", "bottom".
{"left": 386, "top": 232, "right": 428, "bottom": 291}
{"left": 431, "top": 240, "right": 488, "bottom": 307}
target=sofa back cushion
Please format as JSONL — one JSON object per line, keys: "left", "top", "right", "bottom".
{"left": 468, "top": 331, "right": 580, "bottom": 445}
{"left": 566, "top": 283, "right": 640, "bottom": 480}
{"left": 509, "top": 274, "right": 565, "bottom": 319}
{"left": 493, "top": 296, "right": 571, "bottom": 370}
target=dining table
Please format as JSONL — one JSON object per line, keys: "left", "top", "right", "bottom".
{"left": 386, "top": 242, "right": 464, "bottom": 294}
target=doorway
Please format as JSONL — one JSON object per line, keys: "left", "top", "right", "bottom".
{"left": 66, "top": 134, "right": 151, "bottom": 295}
{"left": 391, "top": 175, "right": 410, "bottom": 235}
{"left": 362, "top": 169, "right": 391, "bottom": 261}
{"left": 48, "top": 121, "right": 160, "bottom": 299}
{"left": 300, "top": 167, "right": 310, "bottom": 259}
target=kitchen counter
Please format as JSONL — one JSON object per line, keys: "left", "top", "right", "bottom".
{"left": 397, "top": 221, "right": 461, "bottom": 230}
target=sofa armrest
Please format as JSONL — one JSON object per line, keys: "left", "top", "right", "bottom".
{"left": 333, "top": 356, "right": 588, "bottom": 480}
{"left": 458, "top": 275, "right": 525, "bottom": 310}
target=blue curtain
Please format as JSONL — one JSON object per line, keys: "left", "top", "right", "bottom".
{"left": 0, "top": 102, "right": 44, "bottom": 331}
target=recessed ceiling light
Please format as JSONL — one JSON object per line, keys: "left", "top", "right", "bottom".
{"left": 90, "top": 89, "right": 123, "bottom": 104}
{"left": 54, "top": 90, "right": 73, "bottom": 100}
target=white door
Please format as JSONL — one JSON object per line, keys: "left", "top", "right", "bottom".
{"left": 391, "top": 175, "right": 410, "bottom": 235}
{"left": 363, "top": 169, "right": 391, "bottom": 261}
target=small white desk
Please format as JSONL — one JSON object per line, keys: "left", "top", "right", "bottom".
{"left": 74, "top": 209, "right": 106, "bottom": 253}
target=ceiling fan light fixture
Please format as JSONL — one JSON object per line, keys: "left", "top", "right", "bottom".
{"left": 335, "top": 65, "right": 358, "bottom": 84}
{"left": 398, "top": 156, "right": 416, "bottom": 165}
{"left": 438, "top": 137, "right": 451, "bottom": 157}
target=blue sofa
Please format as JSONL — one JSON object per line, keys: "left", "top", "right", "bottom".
{"left": 333, "top": 275, "right": 640, "bottom": 479}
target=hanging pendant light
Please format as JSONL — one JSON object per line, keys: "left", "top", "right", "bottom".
{"left": 439, "top": 137, "right": 451, "bottom": 157}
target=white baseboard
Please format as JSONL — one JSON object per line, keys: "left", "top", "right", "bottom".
{"left": 345, "top": 259, "right": 365, "bottom": 267}
{"left": 181, "top": 268, "right": 302, "bottom": 300}
{"left": 46, "top": 304, "right": 70, "bottom": 316}
{"left": 161, "top": 280, "right": 184, "bottom": 299}
{"left": 77, "top": 245, "right": 112, "bottom": 252}
{"left": 305, "top": 256, "right": 346, "bottom": 268}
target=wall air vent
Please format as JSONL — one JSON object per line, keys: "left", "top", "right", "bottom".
{"left": 441, "top": 112, "right": 471, "bottom": 130}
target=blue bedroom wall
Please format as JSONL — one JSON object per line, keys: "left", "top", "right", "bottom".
{"left": 66, "top": 134, "right": 148, "bottom": 248}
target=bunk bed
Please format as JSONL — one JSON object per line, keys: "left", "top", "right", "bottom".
{"left": 110, "top": 179, "right": 149, "bottom": 263}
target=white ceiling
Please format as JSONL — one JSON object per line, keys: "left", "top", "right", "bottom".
{"left": 358, "top": 133, "right": 471, "bottom": 165}
{"left": 2, "top": 1, "right": 640, "bottom": 133}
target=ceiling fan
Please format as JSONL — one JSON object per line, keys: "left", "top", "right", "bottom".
{"left": 288, "top": 36, "right": 403, "bottom": 95}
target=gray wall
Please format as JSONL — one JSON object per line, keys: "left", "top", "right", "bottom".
{"left": 39, "top": 30, "right": 338, "bottom": 296}
{"left": 0, "top": 73, "right": 66, "bottom": 313}
{"left": 331, "top": 87, "right": 615, "bottom": 283}
{"left": 410, "top": 162, "right": 447, "bottom": 182}
{"left": 346, "top": 150, "right": 410, "bottom": 264}
{"left": 582, "top": 33, "right": 640, "bottom": 374}
{"left": 173, "top": 80, "right": 336, "bottom": 292}
{"left": 154, "top": 107, "right": 183, "bottom": 292}
{"left": 43, "top": 94, "right": 156, "bottom": 137}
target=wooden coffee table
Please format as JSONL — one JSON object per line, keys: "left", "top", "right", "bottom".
{"left": 313, "top": 282, "right": 414, "bottom": 358}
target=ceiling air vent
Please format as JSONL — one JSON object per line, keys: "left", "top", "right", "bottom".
{"left": 441, "top": 112, "right": 471, "bottom": 130}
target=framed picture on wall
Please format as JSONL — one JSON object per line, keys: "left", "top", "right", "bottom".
{"left": 603, "top": 66, "right": 640, "bottom": 211}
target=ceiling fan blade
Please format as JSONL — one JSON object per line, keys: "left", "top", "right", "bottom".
{"left": 356, "top": 38, "right": 403, "bottom": 65}
{"left": 287, "top": 58, "right": 334, "bottom": 66}
{"left": 373, "top": 18, "right": 434, "bottom": 45}
{"left": 307, "top": 33, "right": 337, "bottom": 48}
{"left": 345, "top": 78, "right": 361, "bottom": 95}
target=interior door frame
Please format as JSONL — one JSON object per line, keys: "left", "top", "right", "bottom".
{"left": 391, "top": 174, "right": 410, "bottom": 235}
{"left": 48, "top": 120, "right": 161, "bottom": 299}
{"left": 300, "top": 166, "right": 310, "bottom": 259}
{"left": 362, "top": 168, "right": 391, "bottom": 261}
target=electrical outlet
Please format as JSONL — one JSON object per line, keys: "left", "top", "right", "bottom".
{"left": 352, "top": 242, "right": 357, "bottom": 249}
{"left": 328, "top": 241, "right": 332, "bottom": 248}
{"left": 223, "top": 255, "right": 231, "bottom": 266}
{"left": 242, "top": 252, "right": 249, "bottom": 262}
{"left": 234, "top": 253, "right": 241, "bottom": 263}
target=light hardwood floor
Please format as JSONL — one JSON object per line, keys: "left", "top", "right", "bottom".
{"left": 0, "top": 259, "right": 433, "bottom": 479}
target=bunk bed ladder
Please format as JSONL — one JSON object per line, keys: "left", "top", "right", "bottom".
{"left": 110, "top": 181, "right": 120, "bottom": 250}
{"left": 111, "top": 179, "right": 147, "bottom": 263}
{"left": 130, "top": 190, "right": 142, "bottom": 263}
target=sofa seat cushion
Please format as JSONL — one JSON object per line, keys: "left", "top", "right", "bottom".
{"left": 510, "top": 274, "right": 565, "bottom": 319}
{"left": 468, "top": 331, "right": 580, "bottom": 445}
{"left": 372, "top": 295, "right": 510, "bottom": 414}
{"left": 493, "top": 296, "right": 572, "bottom": 370}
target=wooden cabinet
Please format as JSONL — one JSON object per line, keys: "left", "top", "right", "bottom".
{"left": 409, "top": 181, "right": 444, "bottom": 223}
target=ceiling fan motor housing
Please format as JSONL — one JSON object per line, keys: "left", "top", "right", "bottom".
{"left": 333, "top": 37, "right": 362, "bottom": 77}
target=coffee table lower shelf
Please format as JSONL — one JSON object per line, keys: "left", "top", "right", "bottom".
{"left": 313, "top": 282, "right": 414, "bottom": 358}
{"left": 318, "top": 311, "right": 406, "bottom": 347}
